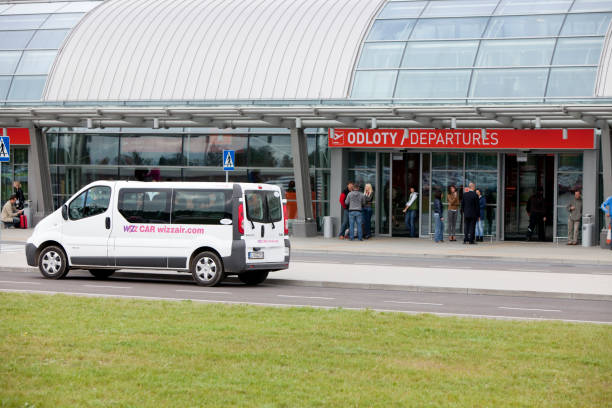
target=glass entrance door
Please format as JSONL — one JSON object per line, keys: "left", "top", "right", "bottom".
{"left": 504, "top": 154, "right": 554, "bottom": 241}
{"left": 391, "top": 152, "right": 420, "bottom": 237}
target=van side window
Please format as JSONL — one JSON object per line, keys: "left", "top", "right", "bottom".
{"left": 118, "top": 189, "right": 171, "bottom": 224}
{"left": 68, "top": 186, "right": 111, "bottom": 220}
{"left": 172, "top": 190, "right": 232, "bottom": 225}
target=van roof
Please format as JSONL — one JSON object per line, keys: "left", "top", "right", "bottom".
{"left": 92, "top": 181, "right": 282, "bottom": 191}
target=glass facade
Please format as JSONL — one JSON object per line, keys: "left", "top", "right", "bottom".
{"left": 46, "top": 128, "right": 331, "bottom": 229}
{"left": 0, "top": 1, "right": 100, "bottom": 102}
{"left": 0, "top": 147, "right": 28, "bottom": 204}
{"left": 353, "top": 0, "right": 612, "bottom": 101}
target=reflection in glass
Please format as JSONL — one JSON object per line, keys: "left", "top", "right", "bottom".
{"left": 470, "top": 68, "right": 548, "bottom": 98}
{"left": 120, "top": 135, "right": 184, "bottom": 165}
{"left": 351, "top": 70, "right": 397, "bottom": 99}
{"left": 359, "top": 43, "right": 404, "bottom": 69}
{"left": 0, "top": 31, "right": 34, "bottom": 49}
{"left": 486, "top": 15, "right": 564, "bottom": 38}
{"left": 57, "top": 134, "right": 119, "bottom": 165}
{"left": 395, "top": 70, "right": 470, "bottom": 99}
{"left": 412, "top": 17, "right": 488, "bottom": 39}
{"left": 0, "top": 77, "right": 10, "bottom": 100}
{"left": 41, "top": 13, "right": 85, "bottom": 29}
{"left": 561, "top": 13, "right": 612, "bottom": 36}
{"left": 379, "top": 1, "right": 426, "bottom": 18}
{"left": 476, "top": 39, "right": 555, "bottom": 67}
{"left": 558, "top": 153, "right": 583, "bottom": 172}
{"left": 27, "top": 29, "right": 69, "bottom": 49}
{"left": 248, "top": 135, "right": 293, "bottom": 167}
{"left": 495, "top": 0, "right": 572, "bottom": 14}
{"left": 466, "top": 153, "right": 498, "bottom": 171}
{"left": 571, "top": 0, "right": 612, "bottom": 12}
{"left": 0, "top": 51, "right": 21, "bottom": 74}
{"left": 186, "top": 134, "right": 247, "bottom": 167}
{"left": 15, "top": 50, "right": 56, "bottom": 74}
{"left": 0, "top": 14, "right": 48, "bottom": 30}
{"left": 367, "top": 19, "right": 415, "bottom": 41}
{"left": 546, "top": 67, "right": 597, "bottom": 97}
{"left": 402, "top": 41, "right": 478, "bottom": 68}
{"left": 553, "top": 38, "right": 604, "bottom": 66}
{"left": 7, "top": 75, "right": 46, "bottom": 100}
{"left": 421, "top": 0, "right": 498, "bottom": 17}
{"left": 433, "top": 152, "right": 463, "bottom": 170}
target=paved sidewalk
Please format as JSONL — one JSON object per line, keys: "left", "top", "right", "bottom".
{"left": 290, "top": 236, "right": 612, "bottom": 265}
{"left": 2, "top": 228, "right": 611, "bottom": 300}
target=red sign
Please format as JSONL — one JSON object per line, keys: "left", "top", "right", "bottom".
{"left": 3, "top": 128, "right": 30, "bottom": 145}
{"left": 328, "top": 128, "right": 595, "bottom": 150}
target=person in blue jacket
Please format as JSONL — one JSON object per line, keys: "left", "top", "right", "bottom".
{"left": 602, "top": 195, "right": 612, "bottom": 250}
{"left": 475, "top": 189, "right": 486, "bottom": 242}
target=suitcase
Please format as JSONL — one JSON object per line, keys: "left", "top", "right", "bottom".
{"left": 19, "top": 214, "right": 27, "bottom": 229}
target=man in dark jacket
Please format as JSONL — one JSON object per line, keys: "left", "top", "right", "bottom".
{"left": 338, "top": 182, "right": 353, "bottom": 239}
{"left": 461, "top": 182, "right": 480, "bottom": 244}
{"left": 526, "top": 187, "right": 547, "bottom": 241}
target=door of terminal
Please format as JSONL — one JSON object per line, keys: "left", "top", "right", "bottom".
{"left": 503, "top": 154, "right": 554, "bottom": 241}
{"left": 390, "top": 152, "right": 420, "bottom": 237}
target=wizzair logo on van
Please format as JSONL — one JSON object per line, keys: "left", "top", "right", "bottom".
{"left": 123, "top": 225, "right": 205, "bottom": 235}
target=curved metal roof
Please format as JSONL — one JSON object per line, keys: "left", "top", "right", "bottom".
{"left": 44, "top": 0, "right": 384, "bottom": 101}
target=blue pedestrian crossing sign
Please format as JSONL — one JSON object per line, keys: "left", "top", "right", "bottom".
{"left": 223, "top": 150, "right": 235, "bottom": 171}
{"left": 0, "top": 136, "right": 9, "bottom": 162}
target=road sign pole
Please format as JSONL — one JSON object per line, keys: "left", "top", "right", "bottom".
{"left": 226, "top": 171, "right": 228, "bottom": 183}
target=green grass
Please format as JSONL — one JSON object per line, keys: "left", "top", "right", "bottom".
{"left": 1, "top": 293, "right": 611, "bottom": 407}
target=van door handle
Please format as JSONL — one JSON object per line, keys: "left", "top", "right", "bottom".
{"left": 105, "top": 217, "right": 111, "bottom": 230}
{"left": 261, "top": 225, "right": 264, "bottom": 237}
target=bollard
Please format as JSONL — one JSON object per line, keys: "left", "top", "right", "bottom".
{"left": 323, "top": 216, "right": 334, "bottom": 239}
{"left": 581, "top": 214, "right": 593, "bottom": 247}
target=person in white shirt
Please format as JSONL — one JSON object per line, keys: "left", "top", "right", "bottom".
{"left": 402, "top": 187, "right": 418, "bottom": 237}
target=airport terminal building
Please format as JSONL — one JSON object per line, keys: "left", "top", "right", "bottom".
{"left": 1, "top": 0, "right": 612, "bottom": 242}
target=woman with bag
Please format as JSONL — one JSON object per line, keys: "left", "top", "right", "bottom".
{"left": 363, "top": 183, "right": 374, "bottom": 239}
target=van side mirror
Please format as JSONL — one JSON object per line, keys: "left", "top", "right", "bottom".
{"left": 61, "top": 205, "right": 68, "bottom": 220}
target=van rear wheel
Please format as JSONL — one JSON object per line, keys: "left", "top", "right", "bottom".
{"left": 89, "top": 270, "right": 116, "bottom": 279}
{"left": 38, "top": 246, "right": 69, "bottom": 279}
{"left": 238, "top": 270, "right": 269, "bottom": 286}
{"left": 191, "top": 251, "right": 224, "bottom": 286}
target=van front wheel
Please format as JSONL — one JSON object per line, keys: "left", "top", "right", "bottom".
{"left": 191, "top": 251, "right": 224, "bottom": 286}
{"left": 38, "top": 246, "right": 69, "bottom": 279}
{"left": 238, "top": 270, "right": 269, "bottom": 285}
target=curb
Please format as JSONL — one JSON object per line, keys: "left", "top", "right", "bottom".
{"left": 291, "top": 249, "right": 612, "bottom": 266}
{"left": 266, "top": 278, "right": 612, "bottom": 301}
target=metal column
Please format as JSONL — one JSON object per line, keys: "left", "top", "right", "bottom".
{"left": 290, "top": 127, "right": 317, "bottom": 237}
{"left": 28, "top": 126, "right": 53, "bottom": 226}
{"left": 330, "top": 146, "right": 347, "bottom": 236}
{"left": 582, "top": 148, "right": 599, "bottom": 245}
{"left": 601, "top": 123, "right": 612, "bottom": 200}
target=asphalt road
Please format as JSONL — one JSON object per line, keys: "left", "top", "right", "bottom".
{"left": 1, "top": 268, "right": 611, "bottom": 324}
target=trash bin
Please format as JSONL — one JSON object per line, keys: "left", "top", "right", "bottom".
{"left": 323, "top": 216, "right": 334, "bottom": 239}
{"left": 581, "top": 214, "right": 593, "bottom": 247}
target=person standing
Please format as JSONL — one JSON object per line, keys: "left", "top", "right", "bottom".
{"left": 433, "top": 190, "right": 444, "bottom": 243}
{"left": 526, "top": 187, "right": 547, "bottom": 241}
{"left": 345, "top": 183, "right": 365, "bottom": 241}
{"left": 461, "top": 183, "right": 479, "bottom": 245}
{"left": 363, "top": 183, "right": 374, "bottom": 239}
{"left": 566, "top": 190, "right": 582, "bottom": 245}
{"left": 13, "top": 181, "right": 25, "bottom": 210}
{"left": 601, "top": 194, "right": 612, "bottom": 250}
{"left": 402, "top": 187, "right": 418, "bottom": 237}
{"left": 338, "top": 182, "right": 353, "bottom": 239}
{"left": 447, "top": 185, "right": 459, "bottom": 241}
{"left": 2, "top": 195, "right": 24, "bottom": 228}
{"left": 475, "top": 189, "right": 486, "bottom": 242}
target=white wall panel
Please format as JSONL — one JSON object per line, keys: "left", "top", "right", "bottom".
{"left": 44, "top": 0, "right": 384, "bottom": 101}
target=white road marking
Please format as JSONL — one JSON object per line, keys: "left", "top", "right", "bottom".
{"left": 82, "top": 284, "right": 132, "bottom": 289}
{"left": 508, "top": 269, "right": 547, "bottom": 273}
{"left": 0, "top": 280, "right": 40, "bottom": 285}
{"left": 277, "top": 295, "right": 335, "bottom": 300}
{"left": 357, "top": 262, "right": 394, "bottom": 266}
{"left": 176, "top": 290, "right": 232, "bottom": 295}
{"left": 384, "top": 300, "right": 443, "bottom": 306}
{"left": 498, "top": 306, "right": 561, "bottom": 312}
{"left": 0, "top": 288, "right": 608, "bottom": 325}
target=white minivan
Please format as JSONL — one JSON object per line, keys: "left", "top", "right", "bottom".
{"left": 26, "top": 181, "right": 290, "bottom": 286}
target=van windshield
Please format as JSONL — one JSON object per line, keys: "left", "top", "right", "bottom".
{"left": 245, "top": 190, "right": 282, "bottom": 223}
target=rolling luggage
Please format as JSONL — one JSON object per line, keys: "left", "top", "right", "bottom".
{"left": 19, "top": 214, "right": 27, "bottom": 229}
